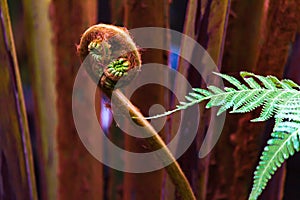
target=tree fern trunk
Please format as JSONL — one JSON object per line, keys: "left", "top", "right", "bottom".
{"left": 111, "top": 0, "right": 124, "bottom": 25}
{"left": 123, "top": 0, "right": 170, "bottom": 199}
{"left": 255, "top": 0, "right": 300, "bottom": 77}
{"left": 49, "top": 1, "right": 103, "bottom": 199}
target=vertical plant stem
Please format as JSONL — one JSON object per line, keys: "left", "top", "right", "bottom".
{"left": 0, "top": 0, "right": 37, "bottom": 199}
{"left": 22, "top": 0, "right": 57, "bottom": 199}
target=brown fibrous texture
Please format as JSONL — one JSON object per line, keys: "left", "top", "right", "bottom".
{"left": 77, "top": 24, "right": 141, "bottom": 88}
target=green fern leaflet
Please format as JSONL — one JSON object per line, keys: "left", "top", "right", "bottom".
{"left": 145, "top": 71, "right": 300, "bottom": 200}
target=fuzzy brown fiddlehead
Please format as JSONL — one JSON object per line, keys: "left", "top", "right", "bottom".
{"left": 77, "top": 24, "right": 141, "bottom": 90}
{"left": 77, "top": 24, "right": 196, "bottom": 200}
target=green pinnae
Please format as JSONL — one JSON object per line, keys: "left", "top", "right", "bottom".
{"left": 103, "top": 57, "right": 131, "bottom": 81}
{"left": 123, "top": 61, "right": 130, "bottom": 67}
{"left": 118, "top": 58, "right": 125, "bottom": 62}
{"left": 107, "top": 68, "right": 115, "bottom": 73}
{"left": 114, "top": 72, "right": 120, "bottom": 77}
{"left": 104, "top": 81, "right": 112, "bottom": 87}
{"left": 88, "top": 42, "right": 95, "bottom": 50}
{"left": 88, "top": 41, "right": 100, "bottom": 52}
{"left": 114, "top": 64, "right": 121, "bottom": 68}
{"left": 119, "top": 66, "right": 126, "bottom": 70}
{"left": 106, "top": 58, "right": 131, "bottom": 77}
{"left": 88, "top": 40, "right": 112, "bottom": 63}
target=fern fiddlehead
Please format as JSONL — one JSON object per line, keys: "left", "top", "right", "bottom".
{"left": 78, "top": 24, "right": 141, "bottom": 90}
{"left": 77, "top": 24, "right": 197, "bottom": 200}
{"left": 146, "top": 71, "right": 300, "bottom": 200}
{"left": 88, "top": 38, "right": 131, "bottom": 89}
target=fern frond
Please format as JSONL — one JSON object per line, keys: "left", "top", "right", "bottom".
{"left": 145, "top": 71, "right": 300, "bottom": 120}
{"left": 142, "top": 71, "right": 300, "bottom": 200}
{"left": 249, "top": 122, "right": 300, "bottom": 200}
{"left": 250, "top": 91, "right": 295, "bottom": 122}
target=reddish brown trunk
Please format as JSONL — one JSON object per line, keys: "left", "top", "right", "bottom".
{"left": 123, "top": 1, "right": 169, "bottom": 199}
{"left": 49, "top": 1, "right": 103, "bottom": 199}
